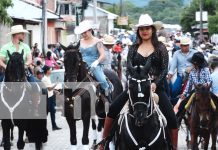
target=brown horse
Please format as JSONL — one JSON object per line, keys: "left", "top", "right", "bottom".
{"left": 188, "top": 84, "right": 218, "bottom": 150}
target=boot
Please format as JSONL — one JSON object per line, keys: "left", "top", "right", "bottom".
{"left": 99, "top": 117, "right": 114, "bottom": 150}
{"left": 105, "top": 89, "right": 112, "bottom": 103}
{"left": 170, "top": 129, "right": 178, "bottom": 150}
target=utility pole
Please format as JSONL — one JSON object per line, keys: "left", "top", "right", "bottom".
{"left": 42, "top": 0, "right": 47, "bottom": 57}
{"left": 93, "top": 0, "right": 97, "bottom": 24}
{"left": 120, "top": 0, "right": 123, "bottom": 16}
{"left": 199, "top": 0, "right": 203, "bottom": 41}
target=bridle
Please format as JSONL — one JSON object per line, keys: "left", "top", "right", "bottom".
{"left": 120, "top": 74, "right": 168, "bottom": 150}
{"left": 127, "top": 74, "right": 154, "bottom": 118}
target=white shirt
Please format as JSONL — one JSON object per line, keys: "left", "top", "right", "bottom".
{"left": 41, "top": 75, "right": 54, "bottom": 98}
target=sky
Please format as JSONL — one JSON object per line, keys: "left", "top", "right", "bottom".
{"left": 97, "top": 0, "right": 149, "bottom": 7}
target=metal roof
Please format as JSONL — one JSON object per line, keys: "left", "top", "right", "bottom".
{"left": 7, "top": 0, "right": 60, "bottom": 21}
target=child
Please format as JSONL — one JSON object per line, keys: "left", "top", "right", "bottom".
{"left": 174, "top": 52, "right": 212, "bottom": 113}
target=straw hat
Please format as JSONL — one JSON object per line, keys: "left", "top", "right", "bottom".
{"left": 180, "top": 37, "right": 190, "bottom": 45}
{"left": 74, "top": 20, "right": 93, "bottom": 34}
{"left": 134, "top": 14, "right": 162, "bottom": 30}
{"left": 102, "top": 35, "right": 116, "bottom": 45}
{"left": 158, "top": 36, "right": 167, "bottom": 44}
{"left": 7, "top": 25, "right": 29, "bottom": 35}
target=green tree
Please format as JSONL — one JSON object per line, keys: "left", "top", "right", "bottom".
{"left": 0, "top": 0, "right": 13, "bottom": 25}
{"left": 208, "top": 12, "right": 218, "bottom": 35}
{"left": 180, "top": 0, "right": 218, "bottom": 33}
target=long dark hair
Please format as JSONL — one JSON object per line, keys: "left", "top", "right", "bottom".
{"left": 136, "top": 26, "right": 160, "bottom": 50}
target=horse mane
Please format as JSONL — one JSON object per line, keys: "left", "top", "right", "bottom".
{"left": 5, "top": 51, "right": 25, "bottom": 82}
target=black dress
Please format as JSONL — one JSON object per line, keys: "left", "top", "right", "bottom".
{"left": 107, "top": 42, "right": 178, "bottom": 129}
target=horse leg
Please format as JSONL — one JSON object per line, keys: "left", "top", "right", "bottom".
{"left": 17, "top": 126, "right": 25, "bottom": 150}
{"left": 82, "top": 115, "right": 90, "bottom": 149}
{"left": 2, "top": 120, "right": 13, "bottom": 150}
{"left": 190, "top": 132, "right": 199, "bottom": 150}
{"left": 10, "top": 125, "right": 14, "bottom": 141}
{"left": 97, "top": 119, "right": 105, "bottom": 143}
{"left": 203, "top": 133, "right": 210, "bottom": 150}
{"left": 91, "top": 118, "right": 97, "bottom": 144}
{"left": 211, "top": 131, "right": 217, "bottom": 150}
{"left": 66, "top": 117, "right": 77, "bottom": 145}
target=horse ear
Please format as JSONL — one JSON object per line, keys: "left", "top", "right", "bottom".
{"left": 59, "top": 43, "right": 68, "bottom": 51}
{"left": 142, "top": 58, "right": 151, "bottom": 75}
{"left": 7, "top": 50, "right": 11, "bottom": 59}
{"left": 21, "top": 49, "right": 24, "bottom": 56}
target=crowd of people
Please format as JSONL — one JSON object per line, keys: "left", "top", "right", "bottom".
{"left": 0, "top": 12, "right": 218, "bottom": 149}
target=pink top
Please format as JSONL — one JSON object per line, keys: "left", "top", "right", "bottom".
{"left": 45, "top": 57, "right": 59, "bottom": 69}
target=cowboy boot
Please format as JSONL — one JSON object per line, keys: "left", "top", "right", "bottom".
{"left": 170, "top": 129, "right": 178, "bottom": 150}
{"left": 99, "top": 117, "right": 114, "bottom": 150}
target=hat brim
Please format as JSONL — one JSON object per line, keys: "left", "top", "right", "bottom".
{"left": 134, "top": 22, "right": 162, "bottom": 31}
{"left": 74, "top": 26, "right": 92, "bottom": 34}
{"left": 7, "top": 30, "right": 29, "bottom": 36}
{"left": 180, "top": 43, "right": 190, "bottom": 45}
{"left": 103, "top": 41, "right": 116, "bottom": 45}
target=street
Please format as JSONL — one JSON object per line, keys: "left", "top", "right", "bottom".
{"left": 0, "top": 112, "right": 215, "bottom": 150}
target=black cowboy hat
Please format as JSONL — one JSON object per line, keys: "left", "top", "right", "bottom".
{"left": 188, "top": 52, "right": 207, "bottom": 67}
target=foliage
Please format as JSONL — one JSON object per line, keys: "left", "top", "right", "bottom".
{"left": 104, "top": 0, "right": 185, "bottom": 29}
{"left": 208, "top": 12, "right": 218, "bottom": 35}
{"left": 180, "top": 0, "right": 218, "bottom": 33}
{"left": 0, "top": 0, "right": 13, "bottom": 25}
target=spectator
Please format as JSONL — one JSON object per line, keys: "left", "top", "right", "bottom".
{"left": 45, "top": 51, "right": 59, "bottom": 70}
{"left": 34, "top": 60, "right": 42, "bottom": 75}
{"left": 41, "top": 65, "right": 61, "bottom": 131}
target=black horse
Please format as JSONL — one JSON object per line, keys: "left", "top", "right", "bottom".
{"left": 61, "top": 43, "right": 123, "bottom": 149}
{"left": 0, "top": 51, "right": 47, "bottom": 150}
{"left": 115, "top": 60, "right": 170, "bottom": 150}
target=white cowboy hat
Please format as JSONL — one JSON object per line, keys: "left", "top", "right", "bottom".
{"left": 134, "top": 14, "right": 162, "bottom": 30}
{"left": 7, "top": 25, "right": 29, "bottom": 35}
{"left": 180, "top": 37, "right": 191, "bottom": 45}
{"left": 74, "top": 20, "right": 93, "bottom": 34}
{"left": 102, "top": 35, "right": 116, "bottom": 45}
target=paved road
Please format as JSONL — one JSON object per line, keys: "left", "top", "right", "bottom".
{"left": 0, "top": 112, "right": 216, "bottom": 150}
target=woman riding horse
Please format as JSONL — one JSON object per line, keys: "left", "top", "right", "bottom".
{"left": 100, "top": 14, "right": 178, "bottom": 150}
{"left": 74, "top": 20, "right": 112, "bottom": 101}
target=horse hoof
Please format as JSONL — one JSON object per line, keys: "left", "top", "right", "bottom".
{"left": 70, "top": 145, "right": 77, "bottom": 150}
{"left": 82, "top": 145, "right": 89, "bottom": 150}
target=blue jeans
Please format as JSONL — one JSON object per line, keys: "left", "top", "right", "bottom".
{"left": 91, "top": 65, "right": 109, "bottom": 90}
{"left": 169, "top": 75, "right": 182, "bottom": 105}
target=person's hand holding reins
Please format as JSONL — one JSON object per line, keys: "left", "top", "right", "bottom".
{"left": 151, "top": 82, "right": 157, "bottom": 92}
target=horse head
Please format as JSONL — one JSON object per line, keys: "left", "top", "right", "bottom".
{"left": 194, "top": 83, "right": 212, "bottom": 127}
{"left": 61, "top": 42, "right": 86, "bottom": 82}
{"left": 128, "top": 59, "right": 151, "bottom": 127}
{"left": 5, "top": 50, "right": 25, "bottom": 82}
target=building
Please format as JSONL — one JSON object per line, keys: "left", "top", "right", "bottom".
{"left": 0, "top": 0, "right": 66, "bottom": 51}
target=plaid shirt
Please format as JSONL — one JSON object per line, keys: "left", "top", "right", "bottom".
{"left": 183, "top": 67, "right": 212, "bottom": 96}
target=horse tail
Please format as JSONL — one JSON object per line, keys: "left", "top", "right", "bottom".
{"left": 104, "top": 69, "right": 123, "bottom": 99}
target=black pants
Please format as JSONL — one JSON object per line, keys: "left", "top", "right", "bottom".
{"left": 107, "top": 89, "right": 178, "bottom": 129}
{"left": 47, "top": 95, "right": 57, "bottom": 128}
